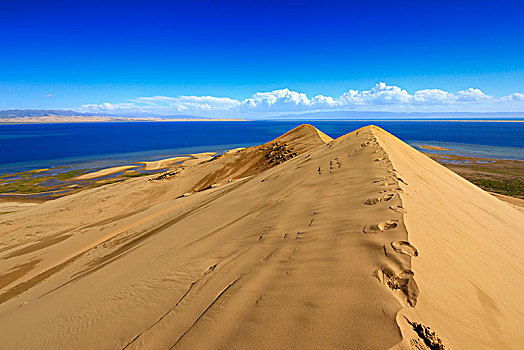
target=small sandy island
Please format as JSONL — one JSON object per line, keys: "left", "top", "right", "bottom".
{"left": 418, "top": 145, "right": 452, "bottom": 151}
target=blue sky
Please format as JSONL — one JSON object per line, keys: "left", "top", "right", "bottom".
{"left": 0, "top": 0, "right": 523, "bottom": 116}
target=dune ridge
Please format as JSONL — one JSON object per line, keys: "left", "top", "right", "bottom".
{"left": 372, "top": 126, "right": 524, "bottom": 349}
{"left": 0, "top": 125, "right": 522, "bottom": 349}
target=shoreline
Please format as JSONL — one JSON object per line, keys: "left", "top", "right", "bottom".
{"left": 2, "top": 139, "right": 522, "bottom": 177}
{"left": 417, "top": 144, "right": 452, "bottom": 151}
{"left": 1, "top": 118, "right": 524, "bottom": 125}
{"left": 1, "top": 142, "right": 523, "bottom": 206}
{"left": 0, "top": 118, "right": 249, "bottom": 124}
{"left": 0, "top": 152, "right": 219, "bottom": 201}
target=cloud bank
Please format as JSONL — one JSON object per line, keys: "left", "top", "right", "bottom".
{"left": 79, "top": 83, "right": 524, "bottom": 117}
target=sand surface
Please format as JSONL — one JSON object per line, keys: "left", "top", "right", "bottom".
{"left": 140, "top": 156, "right": 192, "bottom": 171}
{"left": 0, "top": 124, "right": 522, "bottom": 349}
{"left": 488, "top": 192, "right": 524, "bottom": 212}
{"left": 75, "top": 165, "right": 140, "bottom": 180}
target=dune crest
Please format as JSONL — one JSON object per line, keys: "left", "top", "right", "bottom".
{"left": 0, "top": 125, "right": 522, "bottom": 349}
{"left": 372, "top": 126, "right": 524, "bottom": 349}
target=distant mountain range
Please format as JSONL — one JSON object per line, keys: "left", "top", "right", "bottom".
{"left": 0, "top": 110, "right": 244, "bottom": 123}
{"left": 1, "top": 109, "right": 523, "bottom": 121}
{"left": 0, "top": 109, "right": 98, "bottom": 118}
{"left": 273, "top": 111, "right": 524, "bottom": 120}
{"left": 0, "top": 109, "right": 207, "bottom": 119}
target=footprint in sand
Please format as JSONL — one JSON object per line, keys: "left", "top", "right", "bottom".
{"left": 386, "top": 270, "right": 414, "bottom": 289}
{"left": 375, "top": 269, "right": 419, "bottom": 307}
{"left": 363, "top": 220, "right": 398, "bottom": 234}
{"left": 407, "top": 320, "right": 445, "bottom": 350}
{"left": 364, "top": 193, "right": 394, "bottom": 205}
{"left": 387, "top": 270, "right": 419, "bottom": 306}
{"left": 372, "top": 176, "right": 393, "bottom": 184}
{"left": 397, "top": 177, "right": 408, "bottom": 185}
{"left": 389, "top": 205, "right": 407, "bottom": 214}
{"left": 391, "top": 240, "right": 418, "bottom": 257}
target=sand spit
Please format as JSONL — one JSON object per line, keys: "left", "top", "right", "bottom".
{"left": 75, "top": 153, "right": 215, "bottom": 181}
{"left": 417, "top": 145, "right": 452, "bottom": 151}
{"left": 75, "top": 165, "right": 140, "bottom": 180}
{"left": 0, "top": 125, "right": 522, "bottom": 349}
{"left": 140, "top": 156, "right": 192, "bottom": 171}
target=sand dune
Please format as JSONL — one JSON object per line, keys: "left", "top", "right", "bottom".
{"left": 0, "top": 125, "right": 522, "bottom": 349}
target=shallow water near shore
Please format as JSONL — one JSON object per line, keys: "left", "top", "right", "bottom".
{"left": 1, "top": 120, "right": 523, "bottom": 174}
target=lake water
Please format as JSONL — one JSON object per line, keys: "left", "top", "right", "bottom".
{"left": 1, "top": 121, "right": 523, "bottom": 174}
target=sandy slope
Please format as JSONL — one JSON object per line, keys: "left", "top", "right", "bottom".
{"left": 374, "top": 127, "right": 524, "bottom": 349}
{"left": 0, "top": 125, "right": 522, "bottom": 349}
{"left": 75, "top": 165, "right": 141, "bottom": 180}
{"left": 488, "top": 192, "right": 524, "bottom": 212}
{"left": 140, "top": 156, "right": 192, "bottom": 171}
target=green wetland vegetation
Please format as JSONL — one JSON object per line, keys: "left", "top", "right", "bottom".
{"left": 427, "top": 154, "right": 524, "bottom": 199}
{"left": 0, "top": 165, "right": 160, "bottom": 198}
{"left": 471, "top": 178, "right": 524, "bottom": 198}
{"left": 1, "top": 153, "right": 523, "bottom": 201}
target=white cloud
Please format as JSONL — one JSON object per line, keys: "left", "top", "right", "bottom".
{"left": 172, "top": 96, "right": 241, "bottom": 111}
{"left": 42, "top": 93, "right": 53, "bottom": 98}
{"left": 353, "top": 83, "right": 412, "bottom": 105}
{"left": 81, "top": 102, "right": 138, "bottom": 113}
{"left": 412, "top": 89, "right": 455, "bottom": 104}
{"left": 242, "top": 89, "right": 311, "bottom": 110}
{"left": 81, "top": 96, "right": 240, "bottom": 115}
{"left": 501, "top": 92, "right": 524, "bottom": 101}
{"left": 78, "top": 83, "right": 524, "bottom": 116}
{"left": 456, "top": 88, "right": 491, "bottom": 102}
